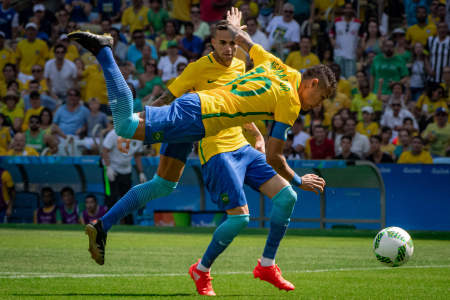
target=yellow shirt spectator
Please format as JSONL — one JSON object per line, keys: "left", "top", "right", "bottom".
{"left": 323, "top": 92, "right": 351, "bottom": 122}
{"left": 356, "top": 121, "right": 379, "bottom": 137}
{"left": 285, "top": 52, "right": 320, "bottom": 71}
{"left": 25, "top": 79, "right": 48, "bottom": 94}
{"left": 6, "top": 146, "right": 39, "bottom": 156}
{"left": 406, "top": 23, "right": 437, "bottom": 46}
{"left": 0, "top": 126, "right": 11, "bottom": 151}
{"left": 351, "top": 92, "right": 383, "bottom": 121}
{"left": 236, "top": 0, "right": 259, "bottom": 17}
{"left": 416, "top": 94, "right": 448, "bottom": 116}
{"left": 0, "top": 80, "right": 25, "bottom": 98}
{"left": 381, "top": 143, "right": 396, "bottom": 156}
{"left": 49, "top": 44, "right": 79, "bottom": 61}
{"left": 0, "top": 104, "right": 24, "bottom": 126}
{"left": 171, "top": 0, "right": 199, "bottom": 22}
{"left": 398, "top": 150, "right": 433, "bottom": 163}
{"left": 0, "top": 47, "right": 14, "bottom": 81}
{"left": 1, "top": 169, "right": 14, "bottom": 206}
{"left": 83, "top": 64, "right": 108, "bottom": 105}
{"left": 314, "top": 0, "right": 345, "bottom": 20}
{"left": 22, "top": 106, "right": 44, "bottom": 131}
{"left": 338, "top": 78, "right": 352, "bottom": 99}
{"left": 121, "top": 5, "right": 149, "bottom": 34}
{"left": 15, "top": 38, "right": 49, "bottom": 75}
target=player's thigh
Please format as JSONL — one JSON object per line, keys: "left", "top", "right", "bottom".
{"left": 157, "top": 143, "right": 193, "bottom": 182}
{"left": 226, "top": 205, "right": 249, "bottom": 215}
{"left": 202, "top": 152, "right": 247, "bottom": 211}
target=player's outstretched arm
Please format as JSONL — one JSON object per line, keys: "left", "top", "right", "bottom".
{"left": 243, "top": 122, "right": 265, "bottom": 153}
{"left": 227, "top": 19, "right": 254, "bottom": 52}
{"left": 266, "top": 136, "right": 325, "bottom": 195}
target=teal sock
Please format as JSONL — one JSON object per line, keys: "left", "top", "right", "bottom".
{"left": 200, "top": 214, "right": 250, "bottom": 268}
{"left": 101, "top": 175, "right": 177, "bottom": 232}
{"left": 96, "top": 47, "right": 139, "bottom": 138}
{"left": 262, "top": 186, "right": 297, "bottom": 259}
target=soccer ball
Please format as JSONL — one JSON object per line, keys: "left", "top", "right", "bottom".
{"left": 373, "top": 226, "right": 414, "bottom": 267}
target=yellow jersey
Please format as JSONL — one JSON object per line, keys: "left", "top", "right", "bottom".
{"left": 356, "top": 121, "right": 379, "bottom": 137}
{"left": 0, "top": 105, "right": 24, "bottom": 124}
{"left": 171, "top": 0, "right": 199, "bottom": 22}
{"left": 338, "top": 78, "right": 352, "bottom": 99}
{"left": 323, "top": 92, "right": 351, "bottom": 122}
{"left": 1, "top": 169, "right": 14, "bottom": 204}
{"left": 15, "top": 38, "right": 49, "bottom": 75}
{"left": 405, "top": 23, "right": 437, "bottom": 46}
{"left": 285, "top": 51, "right": 320, "bottom": 72}
{"left": 0, "top": 126, "right": 11, "bottom": 151}
{"left": 0, "top": 47, "right": 14, "bottom": 81}
{"left": 25, "top": 79, "right": 48, "bottom": 94}
{"left": 83, "top": 64, "right": 108, "bottom": 104}
{"left": 168, "top": 53, "right": 247, "bottom": 164}
{"left": 416, "top": 95, "right": 448, "bottom": 115}
{"left": 6, "top": 146, "right": 39, "bottom": 156}
{"left": 198, "top": 44, "right": 302, "bottom": 137}
{"left": 121, "top": 6, "right": 149, "bottom": 34}
{"left": 398, "top": 150, "right": 433, "bottom": 164}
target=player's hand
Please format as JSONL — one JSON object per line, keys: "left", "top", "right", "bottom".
{"left": 227, "top": 7, "right": 247, "bottom": 30}
{"left": 254, "top": 137, "right": 265, "bottom": 154}
{"left": 106, "top": 167, "right": 116, "bottom": 182}
{"left": 300, "top": 174, "right": 326, "bottom": 195}
{"left": 139, "top": 172, "right": 147, "bottom": 183}
{"left": 117, "top": 137, "right": 131, "bottom": 154}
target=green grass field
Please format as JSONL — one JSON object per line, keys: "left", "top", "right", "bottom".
{"left": 1, "top": 224, "right": 449, "bottom": 299}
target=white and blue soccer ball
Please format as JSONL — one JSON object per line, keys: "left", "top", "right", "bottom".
{"left": 373, "top": 226, "right": 414, "bottom": 267}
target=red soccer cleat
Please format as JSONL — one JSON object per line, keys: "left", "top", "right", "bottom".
{"left": 253, "top": 259, "right": 295, "bottom": 291}
{"left": 189, "top": 260, "right": 216, "bottom": 296}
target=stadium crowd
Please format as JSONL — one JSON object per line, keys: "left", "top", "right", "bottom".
{"left": 0, "top": 0, "right": 449, "bottom": 167}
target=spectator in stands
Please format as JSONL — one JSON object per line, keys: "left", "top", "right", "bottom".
{"left": 381, "top": 99, "right": 418, "bottom": 134}
{"left": 304, "top": 104, "right": 328, "bottom": 130}
{"left": 138, "top": 60, "right": 165, "bottom": 102}
{"left": 80, "top": 194, "right": 107, "bottom": 225}
{"left": 58, "top": 186, "right": 80, "bottom": 224}
{"left": 30, "top": 3, "right": 52, "bottom": 39}
{"left": 334, "top": 135, "right": 361, "bottom": 160}
{"left": 0, "top": 31, "right": 13, "bottom": 81}
{"left": 158, "top": 41, "right": 188, "bottom": 83}
{"left": 329, "top": 3, "right": 360, "bottom": 78}
{"left": 329, "top": 63, "right": 351, "bottom": 99}
{"left": 39, "top": 108, "right": 54, "bottom": 135}
{"left": 404, "top": 0, "right": 428, "bottom": 26}
{"left": 0, "top": 113, "right": 11, "bottom": 152}
{"left": 15, "top": 22, "right": 49, "bottom": 83}
{"left": 52, "top": 9, "right": 70, "bottom": 37}
{"left": 22, "top": 91, "right": 44, "bottom": 131}
{"left": 402, "top": 117, "right": 419, "bottom": 136}
{"left": 110, "top": 28, "right": 128, "bottom": 63}
{"left": 429, "top": 0, "right": 440, "bottom": 25}
{"left": 246, "top": 17, "right": 270, "bottom": 50}
{"left": 410, "top": 42, "right": 433, "bottom": 101}
{"left": 7, "top": 132, "right": 38, "bottom": 156}
{"left": 97, "top": 0, "right": 122, "bottom": 23}
{"left": 366, "top": 135, "right": 394, "bottom": 163}
{"left": 356, "top": 106, "right": 379, "bottom": 137}
{"left": 351, "top": 79, "right": 382, "bottom": 121}
{"left": 322, "top": 91, "right": 351, "bottom": 125}
{"left": 394, "top": 129, "right": 412, "bottom": 160}
{"left": 422, "top": 107, "right": 450, "bottom": 157}
{"left": 437, "top": 3, "right": 447, "bottom": 25}
{"left": 1, "top": 90, "right": 23, "bottom": 132}
{"left": 156, "top": 20, "right": 180, "bottom": 56}
{"left": 329, "top": 113, "right": 345, "bottom": 142}
{"left": 25, "top": 115, "right": 47, "bottom": 153}
{"left": 49, "top": 34, "right": 80, "bottom": 62}
{"left": 1, "top": 63, "right": 19, "bottom": 98}
{"left": 188, "top": 5, "right": 210, "bottom": 41}
{"left": 393, "top": 28, "right": 411, "bottom": 65}
{"left": 305, "top": 125, "right": 335, "bottom": 159}
{"left": 443, "top": 66, "right": 450, "bottom": 104}
{"left": 121, "top": 0, "right": 149, "bottom": 34}
{"left": 34, "top": 187, "right": 57, "bottom": 224}
{"left": 179, "top": 22, "right": 203, "bottom": 60}
{"left": 0, "top": 166, "right": 14, "bottom": 223}
{"left": 135, "top": 44, "right": 154, "bottom": 74}
{"left": 102, "top": 129, "right": 146, "bottom": 224}
{"left": 81, "top": 62, "right": 108, "bottom": 109}
{"left": 285, "top": 36, "right": 319, "bottom": 72}
{"left": 44, "top": 44, "right": 77, "bottom": 100}
{"left": 127, "top": 29, "right": 158, "bottom": 64}
{"left": 398, "top": 136, "right": 433, "bottom": 163}
{"left": 26, "top": 64, "right": 48, "bottom": 95}
{"left": 53, "top": 88, "right": 89, "bottom": 136}
{"left": 199, "top": 0, "right": 232, "bottom": 24}
{"left": 406, "top": 6, "right": 437, "bottom": 47}
{"left": 335, "top": 118, "right": 370, "bottom": 158}
{"left": 266, "top": 3, "right": 300, "bottom": 59}
{"left": 380, "top": 126, "right": 396, "bottom": 156}
{"left": 427, "top": 22, "right": 449, "bottom": 83}
{"left": 358, "top": 19, "right": 384, "bottom": 61}
{"left": 371, "top": 39, "right": 409, "bottom": 95}
{"left": 283, "top": 133, "right": 299, "bottom": 159}
{"left": 0, "top": 0, "right": 18, "bottom": 39}
{"left": 416, "top": 84, "right": 448, "bottom": 121}
{"left": 291, "top": 118, "right": 310, "bottom": 158}
{"left": 119, "top": 61, "right": 139, "bottom": 90}
{"left": 147, "top": 0, "right": 169, "bottom": 35}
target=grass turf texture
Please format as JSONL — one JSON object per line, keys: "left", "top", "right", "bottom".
{"left": 1, "top": 225, "right": 449, "bottom": 299}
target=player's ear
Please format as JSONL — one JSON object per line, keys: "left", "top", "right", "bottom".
{"left": 311, "top": 78, "right": 319, "bottom": 88}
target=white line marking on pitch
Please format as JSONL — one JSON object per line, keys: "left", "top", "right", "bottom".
{"left": 0, "top": 265, "right": 449, "bottom": 279}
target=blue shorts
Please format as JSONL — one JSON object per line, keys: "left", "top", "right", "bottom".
{"left": 202, "top": 145, "right": 277, "bottom": 211}
{"left": 159, "top": 143, "right": 193, "bottom": 163}
{"left": 144, "top": 93, "right": 205, "bottom": 145}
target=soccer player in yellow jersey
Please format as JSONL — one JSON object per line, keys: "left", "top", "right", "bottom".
{"left": 69, "top": 9, "right": 333, "bottom": 293}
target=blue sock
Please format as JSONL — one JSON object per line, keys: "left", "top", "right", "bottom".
{"left": 200, "top": 214, "right": 249, "bottom": 268}
{"left": 262, "top": 186, "right": 297, "bottom": 259}
{"left": 101, "top": 175, "right": 177, "bottom": 232}
{"left": 96, "top": 47, "right": 139, "bottom": 138}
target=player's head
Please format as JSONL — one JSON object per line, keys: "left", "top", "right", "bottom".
{"left": 298, "top": 64, "right": 336, "bottom": 111}
{"left": 340, "top": 135, "right": 353, "bottom": 152}
{"left": 29, "top": 115, "right": 41, "bottom": 131}
{"left": 41, "top": 187, "right": 55, "bottom": 207}
{"left": 411, "top": 136, "right": 424, "bottom": 154}
{"left": 61, "top": 186, "right": 75, "bottom": 206}
{"left": 85, "top": 194, "right": 98, "bottom": 212}
{"left": 211, "top": 20, "right": 237, "bottom": 66}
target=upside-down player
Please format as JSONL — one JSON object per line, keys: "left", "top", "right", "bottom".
{"left": 68, "top": 14, "right": 334, "bottom": 294}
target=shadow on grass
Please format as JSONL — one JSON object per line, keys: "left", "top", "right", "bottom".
{"left": 11, "top": 293, "right": 263, "bottom": 298}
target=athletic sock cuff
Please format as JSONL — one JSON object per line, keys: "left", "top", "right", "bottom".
{"left": 153, "top": 174, "right": 178, "bottom": 189}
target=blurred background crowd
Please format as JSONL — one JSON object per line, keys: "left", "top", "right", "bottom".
{"left": 0, "top": 0, "right": 449, "bottom": 165}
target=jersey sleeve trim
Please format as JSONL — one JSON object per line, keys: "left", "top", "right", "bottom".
{"left": 202, "top": 111, "right": 274, "bottom": 119}
{"left": 270, "top": 121, "right": 291, "bottom": 141}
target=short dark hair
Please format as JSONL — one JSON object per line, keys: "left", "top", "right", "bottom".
{"left": 54, "top": 43, "right": 67, "bottom": 53}
{"left": 185, "top": 22, "right": 194, "bottom": 30}
{"left": 300, "top": 36, "right": 311, "bottom": 42}
{"left": 412, "top": 136, "right": 424, "bottom": 143}
{"left": 29, "top": 79, "right": 39, "bottom": 85}
{"left": 30, "top": 91, "right": 40, "bottom": 99}
{"left": 211, "top": 20, "right": 231, "bottom": 38}
{"left": 85, "top": 194, "right": 97, "bottom": 203}
{"left": 403, "top": 117, "right": 413, "bottom": 124}
{"left": 381, "top": 126, "right": 392, "bottom": 133}
{"left": 67, "top": 88, "right": 81, "bottom": 97}
{"left": 7, "top": 80, "right": 18, "bottom": 89}
{"left": 370, "top": 134, "right": 382, "bottom": 142}
{"left": 416, "top": 5, "right": 427, "bottom": 12}
{"left": 345, "top": 117, "right": 357, "bottom": 126}
{"left": 302, "top": 64, "right": 337, "bottom": 98}
{"left": 341, "top": 135, "right": 353, "bottom": 142}
{"left": 3, "top": 63, "right": 16, "bottom": 73}
{"left": 61, "top": 186, "right": 74, "bottom": 195}
{"left": 29, "top": 115, "right": 41, "bottom": 123}
{"left": 40, "top": 108, "right": 53, "bottom": 124}
{"left": 132, "top": 29, "right": 144, "bottom": 37}
{"left": 246, "top": 17, "right": 258, "bottom": 25}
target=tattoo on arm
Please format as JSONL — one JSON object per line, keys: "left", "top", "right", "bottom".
{"left": 151, "top": 90, "right": 176, "bottom": 107}
{"left": 228, "top": 25, "right": 254, "bottom": 52}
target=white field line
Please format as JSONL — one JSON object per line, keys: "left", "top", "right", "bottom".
{"left": 0, "top": 265, "right": 449, "bottom": 279}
